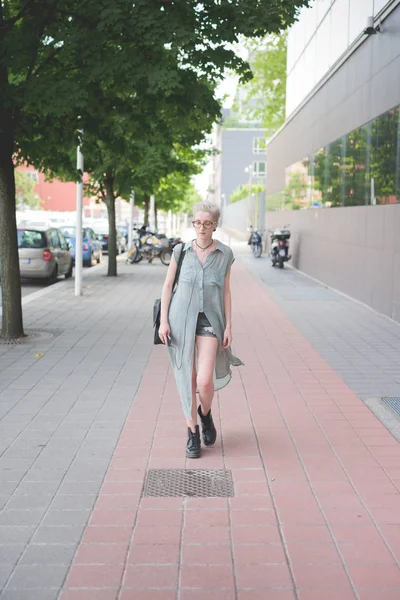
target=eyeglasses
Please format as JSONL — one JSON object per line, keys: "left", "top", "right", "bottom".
{"left": 192, "top": 220, "right": 216, "bottom": 229}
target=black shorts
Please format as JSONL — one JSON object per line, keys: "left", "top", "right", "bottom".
{"left": 196, "top": 312, "right": 217, "bottom": 338}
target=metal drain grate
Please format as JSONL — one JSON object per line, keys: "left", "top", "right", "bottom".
{"left": 0, "top": 329, "right": 64, "bottom": 346}
{"left": 382, "top": 397, "right": 400, "bottom": 416}
{"left": 142, "top": 469, "right": 235, "bottom": 498}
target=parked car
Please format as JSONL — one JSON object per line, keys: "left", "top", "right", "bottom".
{"left": 61, "top": 226, "right": 102, "bottom": 267}
{"left": 93, "top": 224, "right": 127, "bottom": 254}
{"left": 17, "top": 228, "right": 73, "bottom": 283}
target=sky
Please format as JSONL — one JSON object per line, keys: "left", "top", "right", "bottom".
{"left": 192, "top": 33, "right": 251, "bottom": 200}
{"left": 192, "top": 74, "right": 239, "bottom": 199}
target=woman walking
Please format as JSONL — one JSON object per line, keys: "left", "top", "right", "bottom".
{"left": 158, "top": 202, "right": 243, "bottom": 458}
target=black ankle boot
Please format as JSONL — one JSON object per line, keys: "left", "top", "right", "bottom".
{"left": 186, "top": 426, "right": 201, "bottom": 459}
{"left": 197, "top": 405, "right": 217, "bottom": 447}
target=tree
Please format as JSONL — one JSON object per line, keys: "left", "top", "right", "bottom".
{"left": 230, "top": 183, "right": 264, "bottom": 204}
{"left": 233, "top": 32, "right": 288, "bottom": 132}
{"left": 14, "top": 171, "right": 42, "bottom": 210}
{"left": 1, "top": 0, "right": 309, "bottom": 339}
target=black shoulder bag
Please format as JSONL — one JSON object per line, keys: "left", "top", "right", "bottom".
{"left": 153, "top": 243, "right": 185, "bottom": 345}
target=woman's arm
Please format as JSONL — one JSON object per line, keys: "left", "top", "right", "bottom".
{"left": 158, "top": 257, "right": 178, "bottom": 345}
{"left": 223, "top": 269, "right": 232, "bottom": 348}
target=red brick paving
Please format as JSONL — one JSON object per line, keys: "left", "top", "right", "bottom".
{"left": 60, "top": 263, "right": 400, "bottom": 599}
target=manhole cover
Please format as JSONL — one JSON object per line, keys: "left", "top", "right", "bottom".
{"left": 0, "top": 329, "right": 64, "bottom": 346}
{"left": 142, "top": 469, "right": 235, "bottom": 498}
{"left": 382, "top": 397, "right": 400, "bottom": 416}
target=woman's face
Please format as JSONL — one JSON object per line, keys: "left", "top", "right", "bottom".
{"left": 194, "top": 211, "right": 215, "bottom": 240}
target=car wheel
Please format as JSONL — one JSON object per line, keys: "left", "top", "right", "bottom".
{"left": 65, "top": 261, "right": 73, "bottom": 279}
{"left": 48, "top": 265, "right": 58, "bottom": 285}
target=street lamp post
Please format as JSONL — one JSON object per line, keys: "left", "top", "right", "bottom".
{"left": 75, "top": 137, "right": 84, "bottom": 297}
{"left": 128, "top": 190, "right": 135, "bottom": 250}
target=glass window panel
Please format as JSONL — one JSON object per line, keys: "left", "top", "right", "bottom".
{"left": 371, "top": 106, "right": 400, "bottom": 204}
{"left": 287, "top": 104, "right": 399, "bottom": 209}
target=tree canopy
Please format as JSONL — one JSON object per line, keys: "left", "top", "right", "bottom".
{"left": 233, "top": 32, "right": 288, "bottom": 133}
{"left": 0, "top": 0, "right": 309, "bottom": 339}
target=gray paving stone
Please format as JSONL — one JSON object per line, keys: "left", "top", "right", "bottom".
{"left": 57, "top": 481, "right": 102, "bottom": 495}
{"left": 13, "top": 481, "right": 60, "bottom": 497}
{"left": 41, "top": 510, "right": 90, "bottom": 527}
{"left": 0, "top": 588, "right": 60, "bottom": 600}
{"left": 50, "top": 495, "right": 97, "bottom": 511}
{"left": 23, "top": 469, "right": 67, "bottom": 482}
{"left": 0, "top": 459, "right": 36, "bottom": 471}
{"left": 0, "top": 563, "right": 14, "bottom": 589}
{"left": 0, "top": 511, "right": 45, "bottom": 527}
{"left": 0, "top": 528, "right": 35, "bottom": 544}
{"left": 5, "top": 496, "right": 53, "bottom": 511}
{"left": 31, "top": 525, "right": 84, "bottom": 544}
{"left": 0, "top": 544, "right": 25, "bottom": 565}
{"left": 19, "top": 543, "right": 76, "bottom": 565}
{"left": 6, "top": 563, "right": 68, "bottom": 589}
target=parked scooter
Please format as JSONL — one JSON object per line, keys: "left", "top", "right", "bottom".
{"left": 247, "top": 226, "right": 263, "bottom": 258}
{"left": 269, "top": 226, "right": 291, "bottom": 268}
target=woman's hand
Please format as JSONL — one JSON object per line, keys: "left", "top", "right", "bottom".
{"left": 223, "top": 327, "right": 232, "bottom": 349}
{"left": 158, "top": 321, "right": 171, "bottom": 345}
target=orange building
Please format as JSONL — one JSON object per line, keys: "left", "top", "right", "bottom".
{"left": 16, "top": 165, "right": 103, "bottom": 217}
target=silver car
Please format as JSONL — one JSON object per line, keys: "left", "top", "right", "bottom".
{"left": 18, "top": 228, "right": 73, "bottom": 283}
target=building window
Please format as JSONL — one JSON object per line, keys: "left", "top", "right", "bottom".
{"left": 253, "top": 161, "right": 266, "bottom": 178}
{"left": 253, "top": 137, "right": 266, "bottom": 154}
{"left": 284, "top": 103, "right": 400, "bottom": 209}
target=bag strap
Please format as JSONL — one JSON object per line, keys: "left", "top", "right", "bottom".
{"left": 172, "top": 243, "right": 185, "bottom": 291}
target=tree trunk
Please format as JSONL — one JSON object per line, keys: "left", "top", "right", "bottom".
{"left": 105, "top": 179, "right": 117, "bottom": 277}
{"left": 0, "top": 125, "right": 24, "bottom": 339}
{"left": 154, "top": 203, "right": 158, "bottom": 230}
{"left": 144, "top": 195, "right": 150, "bottom": 226}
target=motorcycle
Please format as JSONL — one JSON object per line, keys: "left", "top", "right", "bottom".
{"left": 126, "top": 229, "right": 171, "bottom": 266}
{"left": 269, "top": 226, "right": 291, "bottom": 268}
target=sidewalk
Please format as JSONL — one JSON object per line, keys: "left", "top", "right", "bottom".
{"left": 0, "top": 244, "right": 400, "bottom": 599}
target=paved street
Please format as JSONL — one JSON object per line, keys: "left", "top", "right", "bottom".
{"left": 0, "top": 239, "right": 399, "bottom": 599}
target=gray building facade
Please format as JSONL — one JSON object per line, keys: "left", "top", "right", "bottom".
{"left": 207, "top": 115, "right": 267, "bottom": 210}
{"left": 262, "top": 0, "right": 400, "bottom": 321}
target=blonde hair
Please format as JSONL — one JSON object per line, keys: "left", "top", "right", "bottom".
{"left": 193, "top": 202, "right": 220, "bottom": 223}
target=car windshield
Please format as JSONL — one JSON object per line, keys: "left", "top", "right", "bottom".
{"left": 61, "top": 226, "right": 77, "bottom": 238}
{"left": 17, "top": 230, "right": 47, "bottom": 249}
{"left": 61, "top": 227, "right": 91, "bottom": 239}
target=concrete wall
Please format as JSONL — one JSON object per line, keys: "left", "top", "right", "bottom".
{"left": 267, "top": 5, "right": 400, "bottom": 194}
{"left": 265, "top": 205, "right": 400, "bottom": 323}
{"left": 223, "top": 199, "right": 400, "bottom": 322}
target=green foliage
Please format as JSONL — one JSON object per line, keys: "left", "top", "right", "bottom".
{"left": 230, "top": 183, "right": 264, "bottom": 204}
{"left": 156, "top": 173, "right": 202, "bottom": 215}
{"left": 233, "top": 32, "right": 288, "bottom": 132}
{"left": 0, "top": 0, "right": 310, "bottom": 336}
{"left": 14, "top": 171, "right": 42, "bottom": 210}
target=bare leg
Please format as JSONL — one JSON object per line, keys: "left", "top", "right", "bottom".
{"left": 196, "top": 335, "right": 218, "bottom": 415}
{"left": 186, "top": 353, "right": 198, "bottom": 433}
